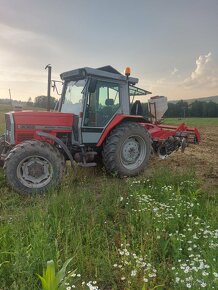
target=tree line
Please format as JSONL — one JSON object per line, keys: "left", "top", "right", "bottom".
{"left": 164, "top": 100, "right": 218, "bottom": 118}
{"left": 0, "top": 96, "right": 57, "bottom": 110}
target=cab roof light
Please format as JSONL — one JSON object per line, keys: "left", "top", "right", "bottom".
{"left": 125, "top": 67, "right": 131, "bottom": 77}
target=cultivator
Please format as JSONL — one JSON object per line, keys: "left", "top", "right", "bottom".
{"left": 0, "top": 66, "right": 200, "bottom": 194}
{"left": 143, "top": 122, "right": 200, "bottom": 158}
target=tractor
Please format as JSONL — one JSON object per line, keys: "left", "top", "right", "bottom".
{"left": 0, "top": 66, "right": 200, "bottom": 194}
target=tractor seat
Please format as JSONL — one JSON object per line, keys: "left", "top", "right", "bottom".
{"left": 131, "top": 100, "right": 143, "bottom": 115}
{"left": 105, "top": 98, "right": 114, "bottom": 106}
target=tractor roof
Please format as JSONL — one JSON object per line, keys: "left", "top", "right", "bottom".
{"left": 60, "top": 65, "right": 139, "bottom": 85}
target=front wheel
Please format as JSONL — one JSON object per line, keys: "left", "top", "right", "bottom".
{"left": 102, "top": 122, "right": 151, "bottom": 177}
{"left": 4, "top": 140, "right": 65, "bottom": 195}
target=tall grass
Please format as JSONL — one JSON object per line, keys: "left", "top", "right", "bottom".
{"left": 0, "top": 167, "right": 217, "bottom": 289}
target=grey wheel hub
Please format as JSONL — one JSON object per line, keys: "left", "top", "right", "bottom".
{"left": 17, "top": 156, "right": 53, "bottom": 188}
{"left": 122, "top": 138, "right": 139, "bottom": 162}
{"left": 121, "top": 136, "right": 146, "bottom": 170}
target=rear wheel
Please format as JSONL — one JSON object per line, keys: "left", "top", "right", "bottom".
{"left": 102, "top": 122, "right": 151, "bottom": 177}
{"left": 4, "top": 140, "right": 65, "bottom": 195}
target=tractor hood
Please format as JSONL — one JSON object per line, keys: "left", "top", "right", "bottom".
{"left": 5, "top": 111, "right": 73, "bottom": 144}
{"left": 12, "top": 111, "right": 73, "bottom": 131}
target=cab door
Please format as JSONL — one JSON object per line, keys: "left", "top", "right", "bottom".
{"left": 81, "top": 79, "right": 121, "bottom": 144}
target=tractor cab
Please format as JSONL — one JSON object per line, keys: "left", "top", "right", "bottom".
{"left": 59, "top": 65, "right": 151, "bottom": 144}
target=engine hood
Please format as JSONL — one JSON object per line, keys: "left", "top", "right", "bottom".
{"left": 12, "top": 111, "right": 73, "bottom": 131}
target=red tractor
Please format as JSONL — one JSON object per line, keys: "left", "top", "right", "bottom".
{"left": 0, "top": 66, "right": 200, "bottom": 194}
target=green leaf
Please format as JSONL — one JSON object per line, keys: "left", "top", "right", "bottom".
{"left": 56, "top": 258, "right": 73, "bottom": 285}
{"left": 44, "top": 260, "right": 58, "bottom": 290}
{"left": 37, "top": 274, "right": 48, "bottom": 290}
{"left": 37, "top": 260, "right": 58, "bottom": 290}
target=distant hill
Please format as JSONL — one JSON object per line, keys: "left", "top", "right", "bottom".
{"left": 170, "top": 95, "right": 218, "bottom": 104}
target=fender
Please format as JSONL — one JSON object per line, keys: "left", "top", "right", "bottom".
{"left": 96, "top": 114, "right": 147, "bottom": 147}
{"left": 37, "top": 131, "right": 76, "bottom": 169}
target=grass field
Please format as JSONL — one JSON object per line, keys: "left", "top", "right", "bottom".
{"left": 164, "top": 117, "right": 218, "bottom": 127}
{"left": 0, "top": 107, "right": 218, "bottom": 289}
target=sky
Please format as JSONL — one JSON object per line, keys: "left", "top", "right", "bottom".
{"left": 0, "top": 0, "right": 218, "bottom": 101}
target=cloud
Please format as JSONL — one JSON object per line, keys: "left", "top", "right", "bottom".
{"left": 144, "top": 53, "right": 218, "bottom": 100}
{"left": 171, "top": 67, "right": 178, "bottom": 75}
{"left": 184, "top": 52, "right": 218, "bottom": 89}
{"left": 0, "top": 23, "right": 63, "bottom": 68}
{"left": 0, "top": 24, "right": 64, "bottom": 99}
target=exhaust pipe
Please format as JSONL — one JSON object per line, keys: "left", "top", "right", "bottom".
{"left": 45, "top": 64, "right": 52, "bottom": 111}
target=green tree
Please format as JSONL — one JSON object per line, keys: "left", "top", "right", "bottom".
{"left": 26, "top": 97, "right": 33, "bottom": 107}
{"left": 34, "top": 95, "right": 57, "bottom": 109}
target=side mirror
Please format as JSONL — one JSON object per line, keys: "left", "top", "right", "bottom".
{"left": 88, "top": 79, "right": 97, "bottom": 93}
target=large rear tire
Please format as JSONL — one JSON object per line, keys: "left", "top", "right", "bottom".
{"left": 4, "top": 140, "right": 65, "bottom": 195}
{"left": 102, "top": 122, "right": 151, "bottom": 177}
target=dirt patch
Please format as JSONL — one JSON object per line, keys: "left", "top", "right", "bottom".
{"left": 149, "top": 126, "right": 218, "bottom": 193}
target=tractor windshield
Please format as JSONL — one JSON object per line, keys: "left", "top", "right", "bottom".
{"left": 61, "top": 79, "right": 87, "bottom": 114}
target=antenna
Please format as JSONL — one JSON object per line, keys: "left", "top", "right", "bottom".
{"left": 8, "top": 88, "right": 13, "bottom": 109}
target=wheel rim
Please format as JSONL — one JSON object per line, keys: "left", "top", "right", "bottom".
{"left": 120, "top": 135, "right": 147, "bottom": 170}
{"left": 17, "top": 155, "right": 53, "bottom": 189}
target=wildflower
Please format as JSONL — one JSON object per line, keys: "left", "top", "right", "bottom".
{"left": 202, "top": 271, "right": 209, "bottom": 276}
{"left": 184, "top": 267, "right": 190, "bottom": 273}
{"left": 143, "top": 278, "right": 148, "bottom": 282}
{"left": 148, "top": 273, "right": 156, "bottom": 278}
{"left": 175, "top": 277, "right": 180, "bottom": 283}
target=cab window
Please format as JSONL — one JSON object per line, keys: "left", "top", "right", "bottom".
{"left": 83, "top": 80, "right": 120, "bottom": 127}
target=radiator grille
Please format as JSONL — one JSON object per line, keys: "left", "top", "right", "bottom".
{"left": 5, "top": 114, "right": 11, "bottom": 132}
{"left": 5, "top": 113, "right": 15, "bottom": 144}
